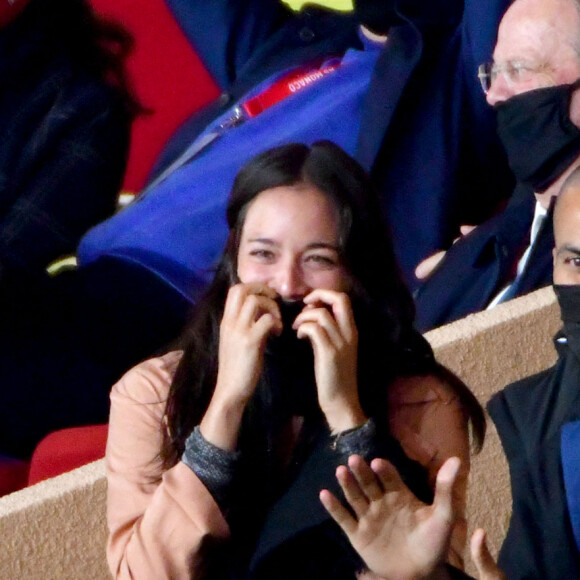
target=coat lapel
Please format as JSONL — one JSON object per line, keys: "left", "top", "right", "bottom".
{"left": 356, "top": 20, "right": 422, "bottom": 170}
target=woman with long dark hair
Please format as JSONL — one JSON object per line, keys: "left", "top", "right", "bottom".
{"left": 106, "top": 142, "right": 484, "bottom": 579}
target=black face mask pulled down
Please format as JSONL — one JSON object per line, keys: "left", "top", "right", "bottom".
{"left": 353, "top": 0, "right": 396, "bottom": 35}
{"left": 496, "top": 80, "right": 580, "bottom": 193}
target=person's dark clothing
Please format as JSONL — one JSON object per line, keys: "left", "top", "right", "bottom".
{"left": 0, "top": 259, "right": 190, "bottom": 458}
{"left": 414, "top": 184, "right": 554, "bottom": 332}
{"left": 488, "top": 310, "right": 580, "bottom": 579}
{"left": 0, "top": 0, "right": 131, "bottom": 275}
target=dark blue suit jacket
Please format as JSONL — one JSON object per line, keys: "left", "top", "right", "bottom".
{"left": 414, "top": 184, "right": 554, "bottom": 332}
{"left": 157, "top": 0, "right": 514, "bottom": 287}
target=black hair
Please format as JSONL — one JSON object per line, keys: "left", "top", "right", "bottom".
{"left": 3, "top": 0, "right": 142, "bottom": 116}
{"left": 159, "top": 141, "right": 419, "bottom": 469}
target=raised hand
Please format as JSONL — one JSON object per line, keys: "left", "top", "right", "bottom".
{"left": 414, "top": 225, "right": 476, "bottom": 280}
{"left": 293, "top": 289, "right": 366, "bottom": 433}
{"left": 320, "top": 455, "right": 461, "bottom": 580}
{"left": 200, "top": 283, "right": 282, "bottom": 450}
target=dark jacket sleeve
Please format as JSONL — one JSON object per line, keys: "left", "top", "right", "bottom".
{"left": 0, "top": 66, "right": 130, "bottom": 274}
{"left": 163, "top": 0, "right": 295, "bottom": 89}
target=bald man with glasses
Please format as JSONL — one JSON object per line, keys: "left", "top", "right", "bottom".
{"left": 414, "top": 0, "right": 580, "bottom": 332}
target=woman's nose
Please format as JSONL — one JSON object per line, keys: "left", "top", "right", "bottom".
{"left": 275, "top": 261, "right": 308, "bottom": 300}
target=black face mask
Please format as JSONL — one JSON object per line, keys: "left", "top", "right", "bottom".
{"left": 553, "top": 284, "right": 580, "bottom": 363}
{"left": 496, "top": 80, "right": 580, "bottom": 193}
{"left": 555, "top": 283, "right": 580, "bottom": 327}
{"left": 353, "top": 0, "right": 396, "bottom": 35}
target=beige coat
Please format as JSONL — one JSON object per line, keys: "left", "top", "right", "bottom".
{"left": 106, "top": 352, "right": 471, "bottom": 579}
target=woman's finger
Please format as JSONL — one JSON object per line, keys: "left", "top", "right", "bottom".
{"left": 303, "top": 289, "right": 356, "bottom": 342}
{"left": 294, "top": 307, "right": 343, "bottom": 346}
{"left": 223, "top": 283, "right": 278, "bottom": 319}
{"left": 431, "top": 457, "right": 460, "bottom": 526}
{"left": 238, "top": 292, "right": 281, "bottom": 329}
{"left": 470, "top": 529, "right": 506, "bottom": 580}
{"left": 319, "top": 488, "right": 358, "bottom": 536}
{"left": 370, "top": 457, "right": 407, "bottom": 494}
{"left": 335, "top": 463, "right": 371, "bottom": 519}
{"left": 347, "top": 455, "right": 385, "bottom": 502}
{"left": 295, "top": 319, "right": 333, "bottom": 352}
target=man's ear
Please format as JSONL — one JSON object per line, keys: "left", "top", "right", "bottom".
{"left": 569, "top": 87, "right": 580, "bottom": 128}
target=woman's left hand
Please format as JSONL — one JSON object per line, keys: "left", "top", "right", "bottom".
{"left": 320, "top": 455, "right": 461, "bottom": 580}
{"left": 293, "top": 289, "right": 366, "bottom": 432}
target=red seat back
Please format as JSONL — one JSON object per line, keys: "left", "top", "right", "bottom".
{"left": 90, "top": 0, "right": 220, "bottom": 193}
{"left": 27, "top": 424, "right": 109, "bottom": 486}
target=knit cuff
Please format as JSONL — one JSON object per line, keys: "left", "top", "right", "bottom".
{"left": 331, "top": 417, "right": 378, "bottom": 463}
{"left": 181, "top": 425, "right": 241, "bottom": 511}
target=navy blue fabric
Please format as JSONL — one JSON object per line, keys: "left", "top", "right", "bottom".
{"left": 79, "top": 0, "right": 513, "bottom": 289}
{"left": 561, "top": 420, "right": 580, "bottom": 553}
{"left": 488, "top": 334, "right": 580, "bottom": 579}
{"left": 414, "top": 184, "right": 554, "bottom": 332}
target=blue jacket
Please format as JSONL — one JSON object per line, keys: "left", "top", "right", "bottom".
{"left": 414, "top": 184, "right": 554, "bottom": 332}
{"left": 83, "top": 0, "right": 513, "bottom": 289}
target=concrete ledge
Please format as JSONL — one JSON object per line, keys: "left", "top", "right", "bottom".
{"left": 0, "top": 460, "right": 108, "bottom": 579}
{"left": 0, "top": 287, "right": 564, "bottom": 578}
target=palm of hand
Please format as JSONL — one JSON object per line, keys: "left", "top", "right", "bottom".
{"left": 320, "top": 455, "right": 459, "bottom": 580}
{"left": 349, "top": 485, "right": 450, "bottom": 580}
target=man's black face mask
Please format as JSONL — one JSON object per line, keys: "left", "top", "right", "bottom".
{"left": 496, "top": 80, "right": 580, "bottom": 193}
{"left": 353, "top": 0, "right": 396, "bottom": 35}
{"left": 555, "top": 284, "right": 580, "bottom": 327}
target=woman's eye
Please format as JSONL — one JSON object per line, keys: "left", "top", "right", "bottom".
{"left": 305, "top": 254, "right": 337, "bottom": 267}
{"left": 250, "top": 249, "right": 275, "bottom": 261}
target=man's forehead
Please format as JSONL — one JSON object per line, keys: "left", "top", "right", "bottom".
{"left": 494, "top": 0, "right": 579, "bottom": 64}
{"left": 555, "top": 184, "right": 580, "bottom": 234}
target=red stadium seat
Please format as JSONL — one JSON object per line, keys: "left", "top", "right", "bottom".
{"left": 90, "top": 0, "right": 220, "bottom": 194}
{"left": 27, "top": 425, "right": 109, "bottom": 486}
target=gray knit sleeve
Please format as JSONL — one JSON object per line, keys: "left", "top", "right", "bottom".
{"left": 181, "top": 426, "right": 241, "bottom": 511}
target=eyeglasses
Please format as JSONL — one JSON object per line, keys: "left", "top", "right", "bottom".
{"left": 477, "top": 61, "right": 543, "bottom": 94}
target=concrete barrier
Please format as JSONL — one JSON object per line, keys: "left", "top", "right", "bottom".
{"left": 0, "top": 286, "right": 563, "bottom": 578}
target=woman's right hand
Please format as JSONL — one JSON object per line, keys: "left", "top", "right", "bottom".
{"left": 199, "top": 283, "right": 282, "bottom": 450}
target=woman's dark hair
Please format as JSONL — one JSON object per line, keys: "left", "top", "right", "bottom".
{"left": 160, "top": 140, "right": 418, "bottom": 469}
{"left": 4, "top": 0, "right": 142, "bottom": 116}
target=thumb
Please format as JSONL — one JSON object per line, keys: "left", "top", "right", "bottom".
{"left": 470, "top": 528, "right": 505, "bottom": 580}
{"left": 431, "top": 456, "right": 460, "bottom": 526}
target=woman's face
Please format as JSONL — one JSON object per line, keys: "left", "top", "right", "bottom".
{"left": 236, "top": 184, "right": 352, "bottom": 300}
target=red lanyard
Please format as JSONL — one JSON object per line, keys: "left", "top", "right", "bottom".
{"left": 242, "top": 60, "right": 341, "bottom": 118}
